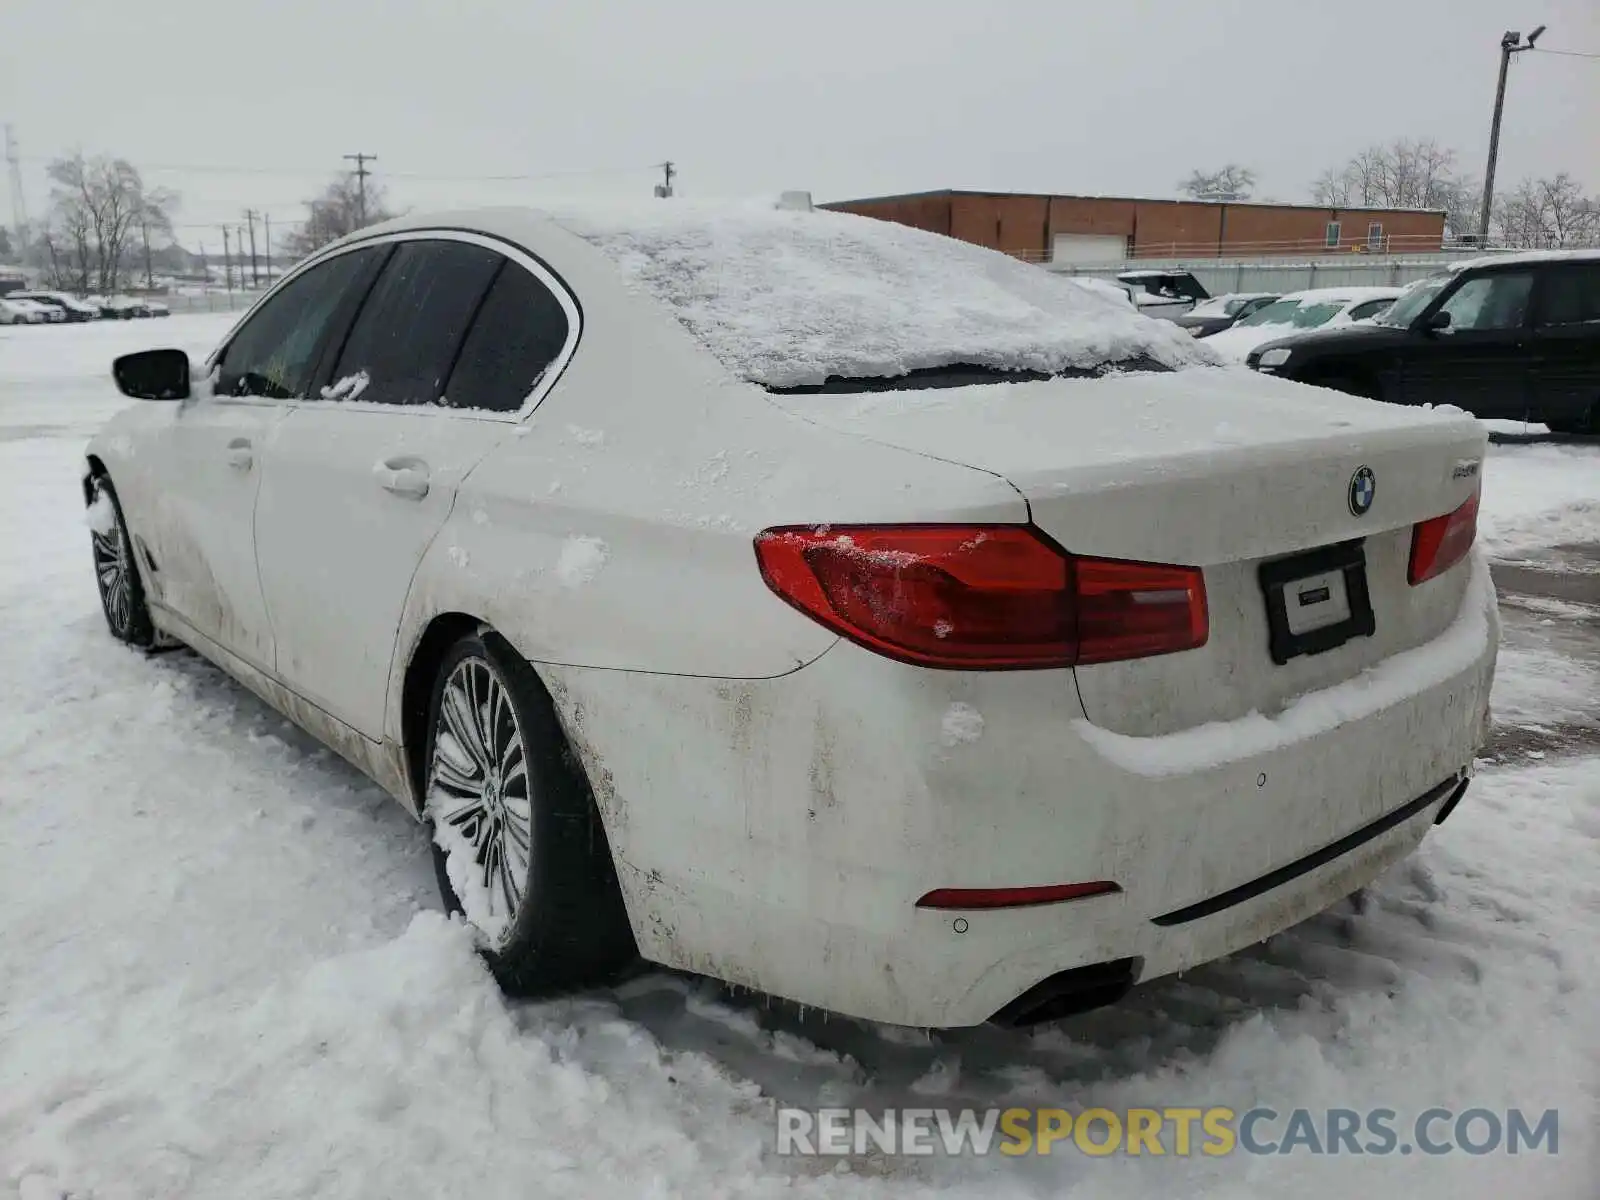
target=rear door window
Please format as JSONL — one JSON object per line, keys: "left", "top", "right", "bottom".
{"left": 1534, "top": 264, "right": 1600, "bottom": 328}
{"left": 443, "top": 263, "right": 573, "bottom": 413}
{"left": 327, "top": 240, "right": 503, "bottom": 406}
{"left": 215, "top": 247, "right": 387, "bottom": 399}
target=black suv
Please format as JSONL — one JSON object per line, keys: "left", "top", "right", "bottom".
{"left": 1246, "top": 252, "right": 1600, "bottom": 433}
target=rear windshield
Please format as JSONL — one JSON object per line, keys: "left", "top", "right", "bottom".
{"left": 769, "top": 356, "right": 1173, "bottom": 395}
{"left": 555, "top": 206, "right": 1210, "bottom": 389}
{"left": 1238, "top": 299, "right": 1344, "bottom": 329}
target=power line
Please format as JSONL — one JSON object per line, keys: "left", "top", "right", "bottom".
{"left": 1530, "top": 46, "right": 1600, "bottom": 60}
{"left": 16, "top": 154, "right": 660, "bottom": 183}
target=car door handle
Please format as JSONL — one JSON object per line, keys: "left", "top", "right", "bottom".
{"left": 374, "top": 458, "right": 430, "bottom": 499}
{"left": 225, "top": 438, "right": 253, "bottom": 470}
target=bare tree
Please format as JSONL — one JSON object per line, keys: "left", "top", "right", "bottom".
{"left": 1311, "top": 139, "right": 1477, "bottom": 237}
{"left": 0, "top": 227, "right": 12, "bottom": 261}
{"left": 1493, "top": 174, "right": 1600, "bottom": 248}
{"left": 281, "top": 174, "right": 395, "bottom": 259}
{"left": 1178, "top": 164, "right": 1257, "bottom": 202}
{"left": 44, "top": 153, "right": 177, "bottom": 293}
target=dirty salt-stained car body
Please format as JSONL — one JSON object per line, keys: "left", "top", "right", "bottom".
{"left": 86, "top": 205, "right": 1497, "bottom": 1028}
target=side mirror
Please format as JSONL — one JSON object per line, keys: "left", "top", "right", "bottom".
{"left": 1420, "top": 309, "right": 1452, "bottom": 334}
{"left": 112, "top": 349, "right": 191, "bottom": 400}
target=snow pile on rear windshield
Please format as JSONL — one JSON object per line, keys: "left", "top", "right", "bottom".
{"left": 554, "top": 205, "right": 1214, "bottom": 388}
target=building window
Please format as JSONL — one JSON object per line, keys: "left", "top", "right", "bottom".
{"left": 1325, "top": 221, "right": 1342, "bottom": 247}
{"left": 1367, "top": 222, "right": 1384, "bottom": 250}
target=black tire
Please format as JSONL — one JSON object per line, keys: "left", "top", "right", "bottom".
{"left": 422, "top": 629, "right": 636, "bottom": 995}
{"left": 1544, "top": 403, "right": 1597, "bottom": 436}
{"left": 88, "top": 475, "right": 156, "bottom": 648}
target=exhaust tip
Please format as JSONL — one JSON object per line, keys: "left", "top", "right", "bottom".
{"left": 989, "top": 957, "right": 1141, "bottom": 1028}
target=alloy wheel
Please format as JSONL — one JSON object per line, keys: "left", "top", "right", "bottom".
{"left": 426, "top": 656, "right": 534, "bottom": 944}
{"left": 91, "top": 510, "right": 134, "bottom": 638}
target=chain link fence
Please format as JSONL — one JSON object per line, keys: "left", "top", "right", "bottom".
{"left": 1048, "top": 253, "right": 1489, "bottom": 296}
{"left": 160, "top": 290, "right": 266, "bottom": 315}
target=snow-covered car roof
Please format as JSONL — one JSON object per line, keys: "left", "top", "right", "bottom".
{"left": 338, "top": 204, "right": 1210, "bottom": 390}
{"left": 1275, "top": 286, "right": 1403, "bottom": 306}
{"left": 551, "top": 205, "right": 1213, "bottom": 388}
{"left": 1447, "top": 247, "right": 1600, "bottom": 272}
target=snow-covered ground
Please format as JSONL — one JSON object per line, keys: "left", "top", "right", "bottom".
{"left": 2, "top": 316, "right": 1597, "bottom": 1198}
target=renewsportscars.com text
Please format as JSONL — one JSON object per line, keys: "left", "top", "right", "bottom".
{"left": 775, "top": 1106, "right": 1560, "bottom": 1158}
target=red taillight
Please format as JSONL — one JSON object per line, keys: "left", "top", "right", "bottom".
{"left": 916, "top": 881, "right": 1121, "bottom": 910}
{"left": 753, "top": 524, "right": 1207, "bottom": 669}
{"left": 1408, "top": 487, "right": 1480, "bottom": 586}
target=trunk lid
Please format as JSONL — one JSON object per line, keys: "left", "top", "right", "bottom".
{"left": 776, "top": 367, "right": 1488, "bottom": 734}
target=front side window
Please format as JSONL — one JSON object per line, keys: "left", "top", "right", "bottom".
{"left": 1437, "top": 272, "right": 1535, "bottom": 332}
{"left": 1347, "top": 298, "right": 1394, "bottom": 322}
{"left": 215, "top": 248, "right": 386, "bottom": 399}
{"left": 328, "top": 240, "right": 503, "bottom": 406}
{"left": 444, "top": 263, "right": 572, "bottom": 413}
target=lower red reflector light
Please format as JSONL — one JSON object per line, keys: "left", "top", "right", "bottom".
{"left": 916, "top": 881, "right": 1122, "bottom": 910}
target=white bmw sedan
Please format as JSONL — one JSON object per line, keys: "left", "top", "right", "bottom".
{"left": 86, "top": 206, "right": 1496, "bottom": 1028}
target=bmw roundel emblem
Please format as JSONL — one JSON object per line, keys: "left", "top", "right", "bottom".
{"left": 1348, "top": 466, "right": 1376, "bottom": 516}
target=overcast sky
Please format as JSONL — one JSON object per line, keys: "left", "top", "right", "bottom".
{"left": 2, "top": 0, "right": 1596, "bottom": 247}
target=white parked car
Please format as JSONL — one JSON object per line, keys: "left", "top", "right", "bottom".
{"left": 8, "top": 290, "right": 101, "bottom": 322}
{"left": 0, "top": 296, "right": 60, "bottom": 324}
{"left": 0, "top": 297, "right": 42, "bottom": 324}
{"left": 86, "top": 207, "right": 1494, "bottom": 1028}
{"left": 1204, "top": 287, "right": 1402, "bottom": 362}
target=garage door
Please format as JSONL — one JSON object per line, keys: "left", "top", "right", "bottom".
{"left": 1051, "top": 233, "right": 1130, "bottom": 265}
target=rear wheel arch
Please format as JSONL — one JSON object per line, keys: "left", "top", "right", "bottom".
{"left": 83, "top": 454, "right": 109, "bottom": 504}
{"left": 401, "top": 611, "right": 490, "bottom": 803}
{"left": 408, "top": 619, "right": 638, "bottom": 993}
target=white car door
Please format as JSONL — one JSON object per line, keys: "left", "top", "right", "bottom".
{"left": 252, "top": 234, "right": 578, "bottom": 741}
{"left": 138, "top": 248, "right": 387, "bottom": 669}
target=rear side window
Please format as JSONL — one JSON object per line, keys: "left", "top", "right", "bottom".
{"left": 216, "top": 247, "right": 386, "bottom": 399}
{"left": 328, "top": 240, "right": 502, "bottom": 405}
{"left": 444, "top": 263, "right": 572, "bottom": 412}
{"left": 1536, "top": 264, "right": 1600, "bottom": 328}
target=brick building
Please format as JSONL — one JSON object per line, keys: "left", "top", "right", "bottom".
{"left": 822, "top": 190, "right": 1446, "bottom": 264}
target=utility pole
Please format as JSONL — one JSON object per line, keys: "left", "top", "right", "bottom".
{"left": 140, "top": 220, "right": 153, "bottom": 288}
{"left": 221, "top": 225, "right": 233, "bottom": 292}
{"left": 1479, "top": 25, "right": 1546, "bottom": 244}
{"left": 5, "top": 124, "right": 28, "bottom": 257}
{"left": 344, "top": 153, "right": 377, "bottom": 226}
{"left": 243, "top": 208, "right": 260, "bottom": 287}
{"left": 262, "top": 213, "right": 272, "bottom": 282}
{"left": 654, "top": 160, "right": 676, "bottom": 199}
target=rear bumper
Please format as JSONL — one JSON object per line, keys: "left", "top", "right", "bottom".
{"left": 552, "top": 557, "right": 1498, "bottom": 1028}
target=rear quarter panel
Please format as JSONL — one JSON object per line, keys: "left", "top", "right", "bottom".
{"left": 382, "top": 232, "right": 1028, "bottom": 744}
